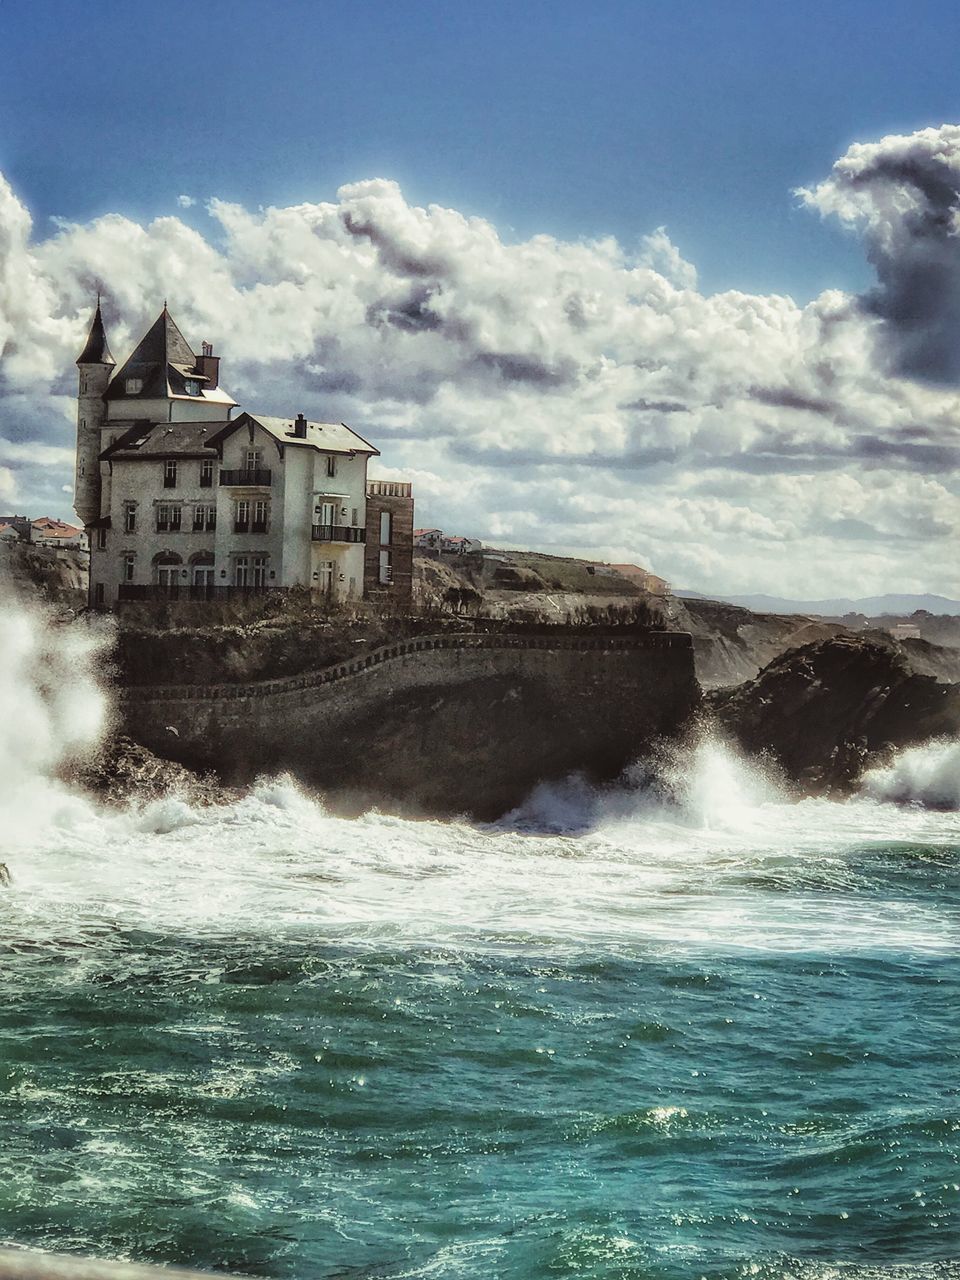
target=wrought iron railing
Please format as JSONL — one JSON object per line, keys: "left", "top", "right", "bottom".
{"left": 311, "top": 524, "right": 365, "bottom": 543}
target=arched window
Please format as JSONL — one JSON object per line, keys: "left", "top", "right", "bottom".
{"left": 152, "top": 551, "right": 182, "bottom": 588}
{"left": 189, "top": 550, "right": 215, "bottom": 591}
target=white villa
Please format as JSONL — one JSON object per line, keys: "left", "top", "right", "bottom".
{"left": 75, "top": 303, "right": 412, "bottom": 607}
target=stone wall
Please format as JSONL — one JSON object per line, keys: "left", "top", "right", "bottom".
{"left": 120, "top": 631, "right": 698, "bottom": 819}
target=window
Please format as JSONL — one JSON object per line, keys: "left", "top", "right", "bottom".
{"left": 125, "top": 377, "right": 143, "bottom": 395}
{"left": 234, "top": 499, "right": 250, "bottom": 532}
{"left": 351, "top": 507, "right": 358, "bottom": 527}
{"left": 244, "top": 448, "right": 262, "bottom": 471}
{"left": 94, "top": 583, "right": 104, "bottom": 606}
{"left": 193, "top": 564, "right": 215, "bottom": 588}
{"left": 163, "top": 460, "right": 178, "bottom": 489}
{"left": 380, "top": 511, "right": 393, "bottom": 546}
{"left": 184, "top": 379, "right": 201, "bottom": 396}
{"left": 199, "top": 458, "right": 214, "bottom": 488}
{"left": 193, "top": 504, "right": 216, "bottom": 532}
{"left": 317, "top": 560, "right": 334, "bottom": 593}
{"left": 123, "top": 503, "right": 136, "bottom": 534}
{"left": 252, "top": 499, "right": 269, "bottom": 533}
{"left": 379, "top": 549, "right": 392, "bottom": 586}
{"left": 80, "top": 376, "right": 87, "bottom": 394}
{"left": 122, "top": 553, "right": 135, "bottom": 583}
{"left": 326, "top": 454, "right": 337, "bottom": 478}
{"left": 97, "top": 526, "right": 107, "bottom": 551}
{"left": 234, "top": 556, "right": 250, "bottom": 587}
{"left": 252, "top": 555, "right": 267, "bottom": 588}
{"left": 156, "top": 504, "right": 181, "bottom": 532}
{"left": 78, "top": 457, "right": 85, "bottom": 478}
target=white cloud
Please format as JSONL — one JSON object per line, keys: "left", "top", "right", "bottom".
{"left": 0, "top": 137, "right": 958, "bottom": 597}
{"left": 176, "top": 195, "right": 196, "bottom": 209}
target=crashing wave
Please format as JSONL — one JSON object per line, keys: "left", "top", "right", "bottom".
{"left": 860, "top": 738, "right": 960, "bottom": 810}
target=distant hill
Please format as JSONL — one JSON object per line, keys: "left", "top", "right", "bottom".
{"left": 675, "top": 590, "right": 960, "bottom": 617}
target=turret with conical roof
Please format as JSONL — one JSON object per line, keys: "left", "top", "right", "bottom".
{"left": 75, "top": 300, "right": 115, "bottom": 527}
{"left": 76, "top": 299, "right": 115, "bottom": 368}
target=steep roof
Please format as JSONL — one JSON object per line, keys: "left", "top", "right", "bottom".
{"left": 76, "top": 302, "right": 115, "bottom": 367}
{"left": 106, "top": 307, "right": 210, "bottom": 401}
{"left": 32, "top": 518, "right": 83, "bottom": 539}
{"left": 100, "top": 421, "right": 225, "bottom": 461}
{"left": 208, "top": 412, "right": 380, "bottom": 457}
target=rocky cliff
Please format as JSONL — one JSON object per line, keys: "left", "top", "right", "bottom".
{"left": 1, "top": 542, "right": 87, "bottom": 609}
{"left": 710, "top": 635, "right": 960, "bottom": 792}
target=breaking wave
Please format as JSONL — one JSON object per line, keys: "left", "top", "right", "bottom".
{"left": 861, "top": 737, "right": 960, "bottom": 810}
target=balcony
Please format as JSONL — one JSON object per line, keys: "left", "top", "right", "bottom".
{"left": 312, "top": 524, "right": 365, "bottom": 543}
{"left": 220, "top": 468, "right": 272, "bottom": 486}
{"left": 251, "top": 520, "right": 269, "bottom": 534}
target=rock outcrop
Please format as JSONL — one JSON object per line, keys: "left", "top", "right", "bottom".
{"left": 710, "top": 635, "right": 960, "bottom": 792}
{"left": 65, "top": 735, "right": 230, "bottom": 808}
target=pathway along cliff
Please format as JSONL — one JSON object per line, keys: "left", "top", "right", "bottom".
{"left": 118, "top": 630, "right": 699, "bottom": 820}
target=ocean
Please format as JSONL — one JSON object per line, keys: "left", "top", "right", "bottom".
{"left": 1, "top": 603, "right": 957, "bottom": 1279}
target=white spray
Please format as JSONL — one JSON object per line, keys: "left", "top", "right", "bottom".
{"left": 0, "top": 590, "right": 111, "bottom": 843}
{"left": 0, "top": 590, "right": 956, "bottom": 957}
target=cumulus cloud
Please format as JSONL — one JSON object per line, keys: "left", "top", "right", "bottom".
{"left": 0, "top": 135, "right": 959, "bottom": 596}
{"left": 800, "top": 124, "right": 960, "bottom": 384}
{"left": 176, "top": 195, "right": 197, "bottom": 209}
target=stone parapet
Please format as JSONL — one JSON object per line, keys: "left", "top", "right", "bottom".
{"left": 119, "top": 630, "right": 699, "bottom": 819}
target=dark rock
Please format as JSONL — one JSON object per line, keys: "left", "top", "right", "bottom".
{"left": 709, "top": 635, "right": 960, "bottom": 793}
{"left": 64, "top": 735, "right": 232, "bottom": 808}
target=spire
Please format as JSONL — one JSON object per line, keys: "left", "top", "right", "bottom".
{"left": 76, "top": 300, "right": 115, "bottom": 367}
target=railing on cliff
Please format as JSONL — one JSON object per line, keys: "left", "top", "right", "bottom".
{"left": 119, "top": 630, "right": 693, "bottom": 704}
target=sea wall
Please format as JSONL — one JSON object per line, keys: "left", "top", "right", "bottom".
{"left": 119, "top": 630, "right": 698, "bottom": 818}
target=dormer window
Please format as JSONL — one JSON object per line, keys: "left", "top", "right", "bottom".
{"left": 125, "top": 377, "right": 143, "bottom": 395}
{"left": 184, "top": 379, "right": 201, "bottom": 396}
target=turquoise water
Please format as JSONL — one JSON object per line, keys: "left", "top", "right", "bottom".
{"left": 2, "top": 756, "right": 958, "bottom": 1280}
{"left": 1, "top": 609, "right": 958, "bottom": 1278}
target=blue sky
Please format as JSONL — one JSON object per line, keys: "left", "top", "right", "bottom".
{"left": 4, "top": 0, "right": 960, "bottom": 301}
{"left": 3, "top": 0, "right": 960, "bottom": 595}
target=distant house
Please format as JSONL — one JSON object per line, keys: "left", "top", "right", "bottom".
{"left": 441, "top": 534, "right": 482, "bottom": 555}
{"left": 0, "top": 523, "right": 21, "bottom": 542}
{"left": 0, "top": 515, "right": 32, "bottom": 541}
{"left": 31, "top": 518, "right": 87, "bottom": 550}
{"left": 414, "top": 528, "right": 443, "bottom": 551}
{"left": 608, "top": 563, "right": 670, "bottom": 596}
{"left": 889, "top": 622, "right": 922, "bottom": 641}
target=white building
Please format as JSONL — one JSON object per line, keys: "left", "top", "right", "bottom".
{"left": 76, "top": 303, "right": 397, "bottom": 607}
{"left": 414, "top": 528, "right": 442, "bottom": 551}
{"left": 440, "top": 534, "right": 482, "bottom": 555}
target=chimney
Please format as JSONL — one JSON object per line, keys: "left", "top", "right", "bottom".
{"left": 196, "top": 341, "right": 220, "bottom": 390}
{"left": 293, "top": 412, "right": 308, "bottom": 438}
